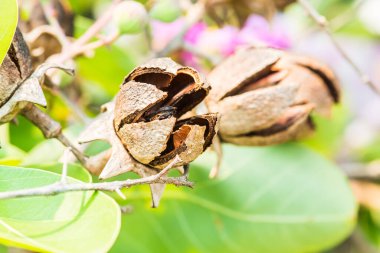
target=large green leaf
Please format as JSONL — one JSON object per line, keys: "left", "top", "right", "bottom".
{"left": 27, "top": 163, "right": 93, "bottom": 183}
{"left": 0, "top": 166, "right": 121, "bottom": 253}
{"left": 0, "top": 0, "right": 18, "bottom": 65}
{"left": 111, "top": 144, "right": 356, "bottom": 253}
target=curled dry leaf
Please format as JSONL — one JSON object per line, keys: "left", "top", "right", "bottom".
{"left": 206, "top": 47, "right": 340, "bottom": 146}
{"left": 0, "top": 62, "right": 75, "bottom": 123}
{"left": 0, "top": 29, "right": 74, "bottom": 123}
{"left": 0, "top": 28, "right": 32, "bottom": 108}
{"left": 115, "top": 57, "right": 219, "bottom": 169}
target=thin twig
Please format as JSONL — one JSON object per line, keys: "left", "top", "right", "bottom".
{"left": 297, "top": 0, "right": 380, "bottom": 95}
{"left": 73, "top": 0, "right": 121, "bottom": 48}
{"left": 0, "top": 174, "right": 192, "bottom": 200}
{"left": 209, "top": 135, "right": 223, "bottom": 178}
{"left": 115, "top": 188, "right": 126, "bottom": 200}
{"left": 61, "top": 148, "right": 71, "bottom": 183}
{"left": 41, "top": 3, "right": 71, "bottom": 49}
{"left": 21, "top": 104, "right": 88, "bottom": 166}
{"left": 0, "top": 155, "right": 192, "bottom": 200}
{"left": 50, "top": 0, "right": 121, "bottom": 64}
{"left": 64, "top": 31, "right": 120, "bottom": 60}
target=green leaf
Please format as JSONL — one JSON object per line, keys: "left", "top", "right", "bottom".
{"left": 359, "top": 207, "right": 380, "bottom": 247}
{"left": 9, "top": 116, "right": 45, "bottom": 152}
{"left": 111, "top": 144, "right": 356, "bottom": 253}
{"left": 0, "top": 244, "right": 6, "bottom": 253}
{"left": 302, "top": 105, "right": 349, "bottom": 158}
{"left": 27, "top": 163, "right": 92, "bottom": 183}
{"left": 20, "top": 139, "right": 64, "bottom": 166}
{"left": 77, "top": 45, "right": 136, "bottom": 100}
{"left": 0, "top": 166, "right": 121, "bottom": 253}
{"left": 0, "top": 0, "right": 18, "bottom": 65}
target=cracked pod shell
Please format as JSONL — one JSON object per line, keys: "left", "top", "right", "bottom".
{"left": 114, "top": 58, "right": 218, "bottom": 169}
{"left": 206, "top": 47, "right": 340, "bottom": 146}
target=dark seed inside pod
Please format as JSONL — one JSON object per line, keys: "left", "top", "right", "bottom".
{"left": 146, "top": 106, "right": 177, "bottom": 121}
{"left": 136, "top": 73, "right": 208, "bottom": 122}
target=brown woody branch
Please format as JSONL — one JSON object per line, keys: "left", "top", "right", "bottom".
{"left": 0, "top": 156, "right": 192, "bottom": 200}
{"left": 20, "top": 103, "right": 88, "bottom": 166}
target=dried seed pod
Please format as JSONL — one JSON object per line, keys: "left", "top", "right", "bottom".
{"left": 20, "top": 0, "right": 74, "bottom": 66}
{"left": 206, "top": 47, "right": 340, "bottom": 146}
{"left": 205, "top": 0, "right": 296, "bottom": 26}
{"left": 0, "top": 28, "right": 32, "bottom": 107}
{"left": 20, "top": 0, "right": 74, "bottom": 36}
{"left": 114, "top": 58, "right": 218, "bottom": 169}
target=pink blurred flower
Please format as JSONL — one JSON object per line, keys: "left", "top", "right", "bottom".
{"left": 196, "top": 26, "right": 239, "bottom": 56}
{"left": 151, "top": 18, "right": 185, "bottom": 51}
{"left": 185, "top": 22, "right": 207, "bottom": 44}
{"left": 237, "top": 14, "right": 291, "bottom": 49}
{"left": 151, "top": 14, "right": 291, "bottom": 67}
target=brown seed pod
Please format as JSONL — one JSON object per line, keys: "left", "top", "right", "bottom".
{"left": 0, "top": 28, "right": 32, "bottom": 107}
{"left": 205, "top": 0, "right": 296, "bottom": 26}
{"left": 114, "top": 58, "right": 219, "bottom": 169}
{"left": 206, "top": 47, "right": 340, "bottom": 146}
{"left": 19, "top": 0, "right": 74, "bottom": 66}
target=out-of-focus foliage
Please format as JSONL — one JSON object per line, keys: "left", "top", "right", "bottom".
{"left": 2, "top": 0, "right": 380, "bottom": 252}
{"left": 111, "top": 144, "right": 356, "bottom": 253}
{"left": 0, "top": 165, "right": 120, "bottom": 253}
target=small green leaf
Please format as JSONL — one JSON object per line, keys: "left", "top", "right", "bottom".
{"left": 111, "top": 144, "right": 356, "bottom": 253}
{"left": 0, "top": 0, "right": 18, "bottom": 65}
{"left": 0, "top": 166, "right": 121, "bottom": 253}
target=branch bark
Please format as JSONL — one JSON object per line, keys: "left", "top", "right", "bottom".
{"left": 20, "top": 103, "right": 88, "bottom": 166}
{"left": 0, "top": 156, "right": 193, "bottom": 200}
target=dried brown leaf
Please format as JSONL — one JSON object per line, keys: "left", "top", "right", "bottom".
{"left": 0, "top": 28, "right": 32, "bottom": 106}
{"left": 0, "top": 63, "right": 73, "bottom": 123}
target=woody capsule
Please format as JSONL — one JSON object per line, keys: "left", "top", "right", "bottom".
{"left": 114, "top": 58, "right": 218, "bottom": 169}
{"left": 206, "top": 47, "right": 340, "bottom": 146}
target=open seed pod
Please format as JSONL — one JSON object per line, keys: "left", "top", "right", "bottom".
{"left": 206, "top": 47, "right": 340, "bottom": 146}
{"left": 114, "top": 58, "right": 218, "bottom": 169}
